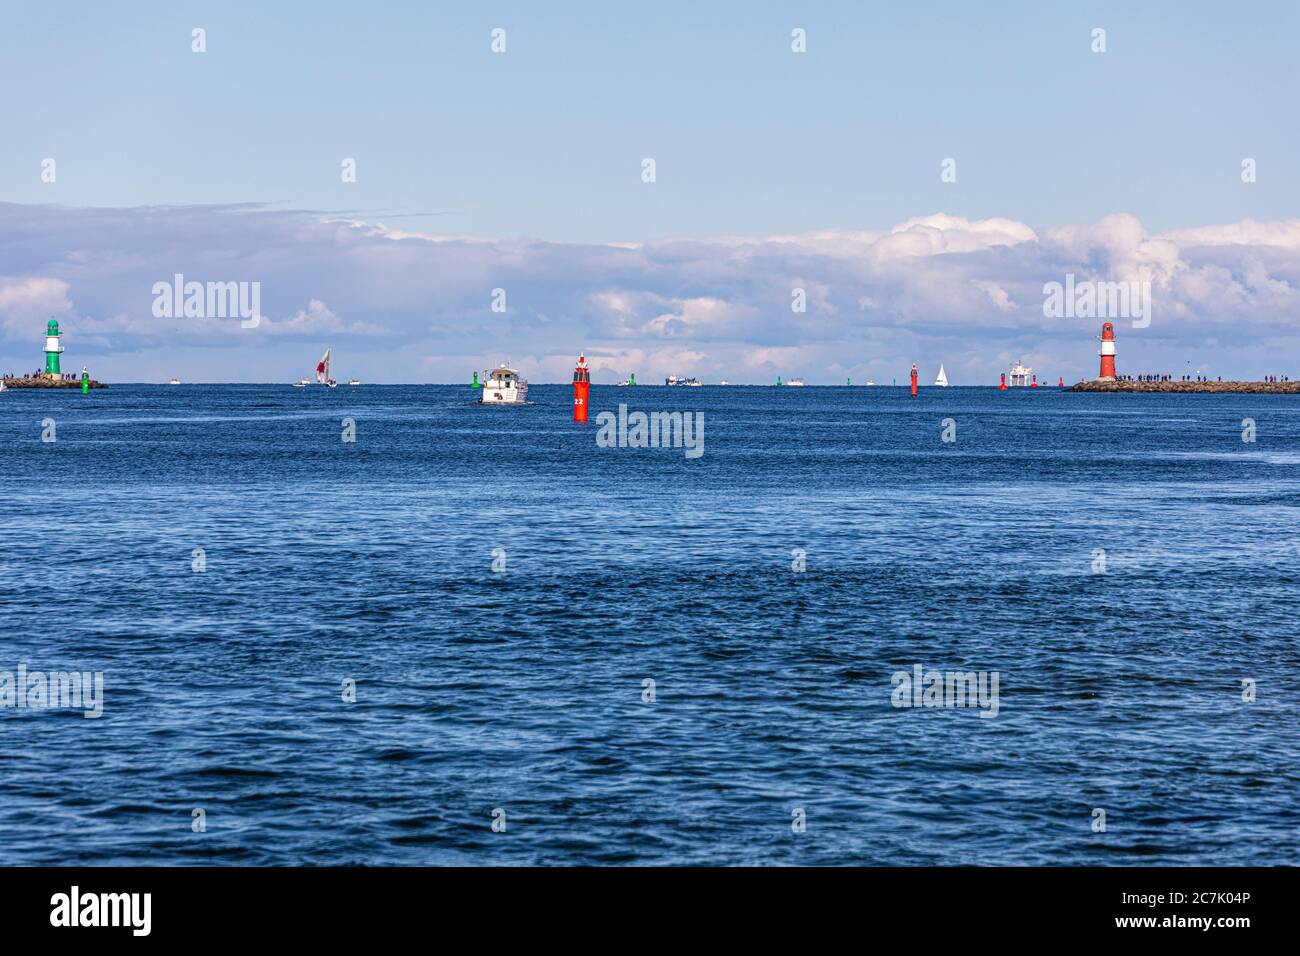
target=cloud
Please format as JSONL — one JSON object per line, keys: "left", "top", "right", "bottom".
{"left": 0, "top": 276, "right": 73, "bottom": 339}
{"left": 0, "top": 202, "right": 1297, "bottom": 383}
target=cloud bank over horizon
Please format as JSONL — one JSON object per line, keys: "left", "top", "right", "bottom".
{"left": 1, "top": 201, "right": 1298, "bottom": 384}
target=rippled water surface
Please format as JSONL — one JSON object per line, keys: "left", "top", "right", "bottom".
{"left": 1, "top": 384, "right": 1296, "bottom": 865}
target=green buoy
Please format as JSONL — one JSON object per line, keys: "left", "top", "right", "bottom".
{"left": 81, "top": 372, "right": 89, "bottom": 394}
{"left": 471, "top": 371, "right": 481, "bottom": 389}
{"left": 777, "top": 376, "right": 783, "bottom": 386}
{"left": 629, "top": 372, "right": 636, "bottom": 386}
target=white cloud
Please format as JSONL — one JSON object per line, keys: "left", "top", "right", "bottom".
{"left": 2, "top": 202, "right": 1299, "bottom": 383}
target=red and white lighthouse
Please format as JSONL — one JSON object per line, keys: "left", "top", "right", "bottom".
{"left": 1098, "top": 322, "right": 1117, "bottom": 381}
{"left": 573, "top": 353, "right": 590, "bottom": 422}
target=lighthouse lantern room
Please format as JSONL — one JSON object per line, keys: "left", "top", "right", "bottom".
{"left": 44, "top": 319, "right": 64, "bottom": 378}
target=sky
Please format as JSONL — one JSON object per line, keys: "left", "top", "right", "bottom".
{"left": 1, "top": 0, "right": 1298, "bottom": 383}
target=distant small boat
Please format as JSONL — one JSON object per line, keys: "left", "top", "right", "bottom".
{"left": 169, "top": 377, "right": 181, "bottom": 385}
{"left": 719, "top": 379, "right": 730, "bottom": 386}
{"left": 618, "top": 373, "right": 637, "bottom": 386}
{"left": 786, "top": 378, "right": 806, "bottom": 387}
{"left": 292, "top": 379, "right": 309, "bottom": 388}
{"left": 934, "top": 364, "right": 949, "bottom": 387}
{"left": 348, "top": 379, "right": 361, "bottom": 386}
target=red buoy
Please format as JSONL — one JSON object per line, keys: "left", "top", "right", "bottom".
{"left": 1058, "top": 376, "right": 1064, "bottom": 387}
{"left": 1099, "top": 322, "right": 1117, "bottom": 380}
{"left": 910, "top": 363, "right": 918, "bottom": 397}
{"left": 1031, "top": 373, "right": 1038, "bottom": 388}
{"left": 998, "top": 372, "right": 1008, "bottom": 390}
{"left": 573, "top": 354, "right": 590, "bottom": 422}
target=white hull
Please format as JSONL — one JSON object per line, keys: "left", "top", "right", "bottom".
{"left": 481, "top": 382, "right": 527, "bottom": 404}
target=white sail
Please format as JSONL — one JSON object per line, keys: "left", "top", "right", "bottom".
{"left": 934, "top": 364, "right": 949, "bottom": 387}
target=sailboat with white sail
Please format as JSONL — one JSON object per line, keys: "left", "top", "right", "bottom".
{"left": 934, "top": 364, "right": 949, "bottom": 387}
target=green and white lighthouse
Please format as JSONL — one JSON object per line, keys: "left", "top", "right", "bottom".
{"left": 44, "top": 319, "right": 64, "bottom": 378}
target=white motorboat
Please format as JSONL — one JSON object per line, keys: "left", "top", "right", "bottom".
{"left": 292, "top": 379, "right": 309, "bottom": 387}
{"left": 348, "top": 379, "right": 361, "bottom": 386}
{"left": 480, "top": 364, "right": 528, "bottom": 404}
{"left": 934, "top": 364, "right": 949, "bottom": 387}
{"left": 786, "top": 378, "right": 806, "bottom": 387}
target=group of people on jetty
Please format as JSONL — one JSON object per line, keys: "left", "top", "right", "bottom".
{"left": 1116, "top": 374, "right": 1222, "bottom": 383}
{"left": 1115, "top": 373, "right": 1289, "bottom": 383}
{"left": 3, "top": 371, "right": 83, "bottom": 381}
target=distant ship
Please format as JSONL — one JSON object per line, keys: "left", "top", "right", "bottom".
{"left": 169, "top": 377, "right": 181, "bottom": 386}
{"left": 665, "top": 375, "right": 702, "bottom": 386}
{"left": 786, "top": 378, "right": 806, "bottom": 387}
{"left": 934, "top": 364, "right": 949, "bottom": 387}
{"left": 348, "top": 379, "right": 361, "bottom": 386}
{"left": 1009, "top": 361, "right": 1032, "bottom": 387}
{"left": 719, "top": 379, "right": 730, "bottom": 386}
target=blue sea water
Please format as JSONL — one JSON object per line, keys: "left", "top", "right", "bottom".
{"left": 0, "top": 384, "right": 1296, "bottom": 866}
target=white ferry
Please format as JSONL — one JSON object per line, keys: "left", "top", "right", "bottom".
{"left": 480, "top": 364, "right": 528, "bottom": 404}
{"left": 1009, "top": 361, "right": 1032, "bottom": 387}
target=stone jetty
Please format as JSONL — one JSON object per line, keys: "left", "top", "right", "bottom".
{"left": 2, "top": 376, "right": 107, "bottom": 389}
{"left": 1068, "top": 379, "right": 1299, "bottom": 394}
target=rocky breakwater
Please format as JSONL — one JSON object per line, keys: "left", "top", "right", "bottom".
{"left": 2, "top": 377, "right": 108, "bottom": 389}
{"left": 1068, "top": 380, "right": 1300, "bottom": 394}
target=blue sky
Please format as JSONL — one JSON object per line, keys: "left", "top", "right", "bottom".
{"left": 1, "top": 1, "right": 1298, "bottom": 382}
